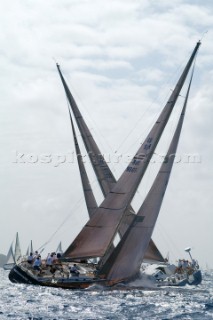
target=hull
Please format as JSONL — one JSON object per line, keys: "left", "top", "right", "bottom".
{"left": 141, "top": 263, "right": 202, "bottom": 287}
{"left": 156, "top": 270, "right": 202, "bottom": 287}
{"left": 8, "top": 261, "right": 202, "bottom": 290}
{"left": 9, "top": 262, "right": 106, "bottom": 290}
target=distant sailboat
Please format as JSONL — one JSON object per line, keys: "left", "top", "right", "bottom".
{"left": 4, "top": 232, "right": 22, "bottom": 270}
{"left": 56, "top": 242, "right": 63, "bottom": 255}
{"left": 8, "top": 41, "right": 202, "bottom": 288}
{"left": 26, "top": 240, "right": 34, "bottom": 256}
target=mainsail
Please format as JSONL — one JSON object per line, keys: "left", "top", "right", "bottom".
{"left": 62, "top": 41, "right": 200, "bottom": 260}
{"left": 68, "top": 106, "right": 98, "bottom": 217}
{"left": 57, "top": 64, "right": 164, "bottom": 262}
{"left": 99, "top": 67, "right": 195, "bottom": 282}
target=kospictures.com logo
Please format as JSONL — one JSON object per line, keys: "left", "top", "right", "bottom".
{"left": 12, "top": 150, "right": 202, "bottom": 167}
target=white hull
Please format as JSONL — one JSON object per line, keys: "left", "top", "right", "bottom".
{"left": 3, "top": 263, "right": 15, "bottom": 271}
{"left": 140, "top": 263, "right": 202, "bottom": 287}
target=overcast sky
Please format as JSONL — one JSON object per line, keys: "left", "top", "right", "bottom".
{"left": 0, "top": 0, "right": 212, "bottom": 269}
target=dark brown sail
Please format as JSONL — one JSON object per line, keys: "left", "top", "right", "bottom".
{"left": 62, "top": 41, "right": 200, "bottom": 260}
{"left": 68, "top": 106, "right": 98, "bottom": 217}
{"left": 56, "top": 64, "right": 164, "bottom": 261}
{"left": 57, "top": 64, "right": 164, "bottom": 262}
{"left": 99, "top": 66, "right": 195, "bottom": 282}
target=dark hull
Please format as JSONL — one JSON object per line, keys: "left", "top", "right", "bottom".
{"left": 9, "top": 264, "right": 106, "bottom": 289}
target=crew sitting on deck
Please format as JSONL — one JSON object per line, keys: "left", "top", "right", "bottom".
{"left": 46, "top": 253, "right": 54, "bottom": 267}
{"left": 175, "top": 259, "right": 183, "bottom": 274}
{"left": 33, "top": 256, "right": 41, "bottom": 271}
{"left": 33, "top": 251, "right": 39, "bottom": 260}
{"left": 175, "top": 258, "right": 196, "bottom": 275}
{"left": 27, "top": 252, "right": 33, "bottom": 264}
{"left": 69, "top": 264, "right": 80, "bottom": 277}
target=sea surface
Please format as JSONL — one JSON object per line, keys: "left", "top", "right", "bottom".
{"left": 0, "top": 268, "right": 213, "bottom": 320}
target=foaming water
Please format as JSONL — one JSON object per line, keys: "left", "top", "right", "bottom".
{"left": 0, "top": 268, "right": 213, "bottom": 319}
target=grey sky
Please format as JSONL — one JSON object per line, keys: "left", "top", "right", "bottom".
{"left": 0, "top": 0, "right": 212, "bottom": 268}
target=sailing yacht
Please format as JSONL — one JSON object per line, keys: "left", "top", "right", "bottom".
{"left": 4, "top": 232, "right": 22, "bottom": 270}
{"left": 8, "top": 41, "right": 202, "bottom": 288}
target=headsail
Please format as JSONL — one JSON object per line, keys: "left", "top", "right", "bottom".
{"left": 14, "top": 232, "right": 22, "bottom": 262}
{"left": 57, "top": 64, "right": 164, "bottom": 262}
{"left": 56, "top": 242, "right": 63, "bottom": 254}
{"left": 99, "top": 66, "right": 195, "bottom": 282}
{"left": 5, "top": 243, "right": 15, "bottom": 265}
{"left": 63, "top": 41, "right": 200, "bottom": 260}
{"left": 26, "top": 240, "right": 33, "bottom": 256}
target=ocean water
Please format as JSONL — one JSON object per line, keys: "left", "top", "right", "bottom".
{"left": 0, "top": 268, "right": 213, "bottom": 320}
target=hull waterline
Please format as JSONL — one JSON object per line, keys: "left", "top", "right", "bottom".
{"left": 9, "top": 264, "right": 106, "bottom": 289}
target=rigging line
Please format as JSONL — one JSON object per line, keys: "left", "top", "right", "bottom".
{"left": 154, "top": 222, "right": 183, "bottom": 259}
{"left": 61, "top": 71, "right": 120, "bottom": 177}
{"left": 37, "top": 195, "right": 86, "bottom": 251}
{"left": 64, "top": 67, "right": 169, "bottom": 158}
{"left": 114, "top": 54, "right": 192, "bottom": 155}
{"left": 59, "top": 57, "right": 184, "bottom": 176}
{"left": 64, "top": 94, "right": 115, "bottom": 195}
{"left": 65, "top": 97, "right": 105, "bottom": 202}
{"left": 44, "top": 49, "right": 198, "bottom": 251}
{"left": 62, "top": 71, "right": 114, "bottom": 156}
{"left": 154, "top": 63, "right": 198, "bottom": 261}
{"left": 121, "top": 52, "right": 199, "bottom": 194}
{"left": 68, "top": 95, "right": 119, "bottom": 177}
{"left": 152, "top": 55, "right": 198, "bottom": 162}
{"left": 120, "top": 78, "right": 184, "bottom": 156}
{"left": 131, "top": 60, "right": 198, "bottom": 249}
{"left": 200, "top": 30, "right": 208, "bottom": 42}
{"left": 38, "top": 99, "right": 109, "bottom": 250}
